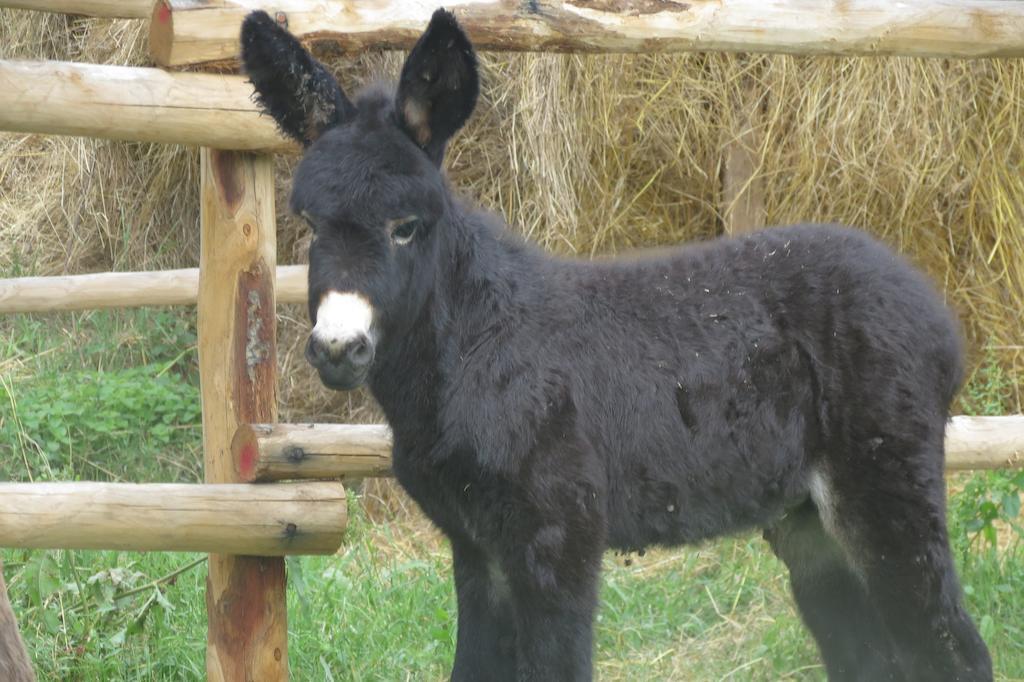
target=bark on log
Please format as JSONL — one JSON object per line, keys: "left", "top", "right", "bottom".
{"left": 0, "top": 60, "right": 290, "bottom": 151}
{"left": 198, "top": 149, "right": 288, "bottom": 681}
{"left": 0, "top": 482, "right": 346, "bottom": 555}
{"left": 0, "top": 559, "right": 35, "bottom": 682}
{"left": 233, "top": 423, "right": 392, "bottom": 482}
{"left": 0, "top": 0, "right": 151, "bottom": 18}
{"left": 0, "top": 265, "right": 307, "bottom": 313}
{"left": 150, "top": 0, "right": 1024, "bottom": 69}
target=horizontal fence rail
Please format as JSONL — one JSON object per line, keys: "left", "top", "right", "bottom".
{"left": 0, "top": 265, "right": 307, "bottom": 313}
{"left": 149, "top": 0, "right": 1024, "bottom": 69}
{"left": 0, "top": 482, "right": 347, "bottom": 555}
{"left": 0, "top": 60, "right": 289, "bottom": 150}
{"left": 0, "top": 0, "right": 152, "bottom": 18}
{"left": 944, "top": 415, "right": 1024, "bottom": 470}
{"left": 233, "top": 416, "right": 1024, "bottom": 482}
{"left": 233, "top": 423, "right": 393, "bottom": 481}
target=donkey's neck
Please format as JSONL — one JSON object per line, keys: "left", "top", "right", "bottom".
{"left": 369, "top": 201, "right": 541, "bottom": 439}
{"left": 441, "top": 205, "right": 540, "bottom": 336}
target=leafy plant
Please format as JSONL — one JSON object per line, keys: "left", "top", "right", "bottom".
{"left": 4, "top": 550, "right": 206, "bottom": 678}
{"left": 0, "top": 363, "right": 201, "bottom": 482}
{"left": 950, "top": 470, "right": 1024, "bottom": 554}
{"left": 959, "top": 347, "right": 1016, "bottom": 418}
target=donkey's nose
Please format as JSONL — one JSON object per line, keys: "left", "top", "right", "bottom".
{"left": 305, "top": 332, "right": 374, "bottom": 369}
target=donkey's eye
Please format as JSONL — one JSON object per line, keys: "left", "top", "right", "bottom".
{"left": 390, "top": 218, "right": 421, "bottom": 246}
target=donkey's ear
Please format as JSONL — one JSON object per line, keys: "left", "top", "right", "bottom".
{"left": 396, "top": 9, "right": 479, "bottom": 163}
{"left": 240, "top": 10, "right": 355, "bottom": 146}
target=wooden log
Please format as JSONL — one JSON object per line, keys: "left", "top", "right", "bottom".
{"left": 0, "top": 60, "right": 290, "bottom": 151}
{"left": 946, "top": 415, "right": 1024, "bottom": 471}
{"left": 0, "top": 558, "right": 35, "bottom": 682}
{"left": 150, "top": 0, "right": 1024, "bottom": 69}
{"left": 233, "top": 423, "right": 392, "bottom": 482}
{"left": 721, "top": 130, "right": 764, "bottom": 235}
{"left": 198, "top": 149, "right": 287, "bottom": 681}
{"left": 228, "top": 416, "right": 1024, "bottom": 483}
{"left": 0, "top": 0, "right": 151, "bottom": 18}
{"left": 720, "top": 69, "right": 766, "bottom": 236}
{"left": 0, "top": 482, "right": 346, "bottom": 555}
{"left": 0, "top": 265, "right": 307, "bottom": 314}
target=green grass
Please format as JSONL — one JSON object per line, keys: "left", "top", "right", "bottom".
{"left": 6, "top": 512, "right": 1021, "bottom": 681}
{"left": 1, "top": 308, "right": 201, "bottom": 484}
{"left": 1, "top": 310, "right": 1022, "bottom": 680}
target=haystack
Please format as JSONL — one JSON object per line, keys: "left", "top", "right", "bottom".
{"left": 2, "top": 10, "right": 1022, "bottom": 421}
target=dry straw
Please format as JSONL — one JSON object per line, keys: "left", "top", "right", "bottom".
{"left": 2, "top": 11, "right": 1022, "bottom": 424}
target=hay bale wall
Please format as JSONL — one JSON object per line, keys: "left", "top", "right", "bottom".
{"left": 2, "top": 11, "right": 1022, "bottom": 418}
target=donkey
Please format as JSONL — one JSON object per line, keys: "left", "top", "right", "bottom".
{"left": 241, "top": 9, "right": 992, "bottom": 681}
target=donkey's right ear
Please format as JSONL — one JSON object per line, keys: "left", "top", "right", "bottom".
{"left": 240, "top": 11, "right": 355, "bottom": 146}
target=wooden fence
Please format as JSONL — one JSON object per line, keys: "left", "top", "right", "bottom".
{"left": 1, "top": 1, "right": 1023, "bottom": 679}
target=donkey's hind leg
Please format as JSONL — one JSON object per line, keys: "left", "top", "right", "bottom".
{"left": 765, "top": 501, "right": 903, "bottom": 681}
{"left": 824, "top": 437, "right": 992, "bottom": 681}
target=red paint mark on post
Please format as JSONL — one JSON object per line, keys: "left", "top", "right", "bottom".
{"left": 157, "top": 1, "right": 170, "bottom": 23}
{"left": 238, "top": 442, "right": 257, "bottom": 480}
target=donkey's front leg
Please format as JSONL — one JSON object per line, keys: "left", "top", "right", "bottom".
{"left": 450, "top": 538, "right": 517, "bottom": 682}
{"left": 506, "top": 526, "right": 603, "bottom": 682}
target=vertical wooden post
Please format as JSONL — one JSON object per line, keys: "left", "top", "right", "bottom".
{"left": 198, "top": 149, "right": 286, "bottom": 681}
{"left": 721, "top": 69, "right": 766, "bottom": 236}
{"left": 0, "top": 559, "right": 36, "bottom": 682}
{"left": 721, "top": 123, "right": 765, "bottom": 235}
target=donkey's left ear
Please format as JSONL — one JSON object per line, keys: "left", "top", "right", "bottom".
{"left": 396, "top": 9, "right": 479, "bottom": 164}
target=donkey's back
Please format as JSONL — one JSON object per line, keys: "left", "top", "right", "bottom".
{"left": 518, "top": 223, "right": 964, "bottom": 550}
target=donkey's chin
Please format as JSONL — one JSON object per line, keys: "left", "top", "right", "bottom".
{"left": 315, "top": 367, "right": 368, "bottom": 392}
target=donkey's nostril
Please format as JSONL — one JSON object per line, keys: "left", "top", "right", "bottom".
{"left": 305, "top": 336, "right": 328, "bottom": 367}
{"left": 346, "top": 334, "right": 374, "bottom": 368}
